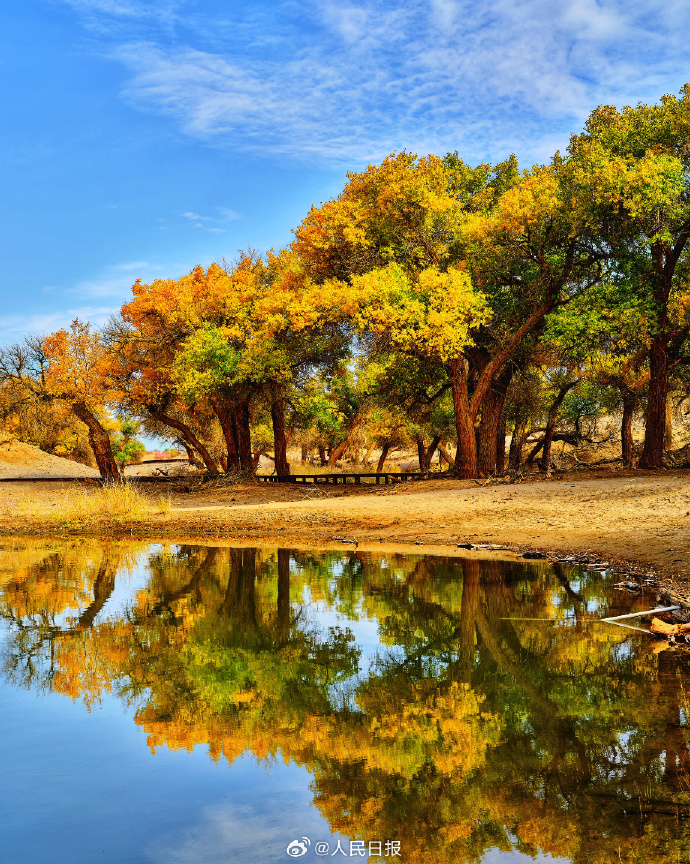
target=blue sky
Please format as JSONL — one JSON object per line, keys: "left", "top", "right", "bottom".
{"left": 2, "top": 0, "right": 690, "bottom": 344}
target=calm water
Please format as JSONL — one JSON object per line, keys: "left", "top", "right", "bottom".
{"left": 1, "top": 540, "right": 689, "bottom": 864}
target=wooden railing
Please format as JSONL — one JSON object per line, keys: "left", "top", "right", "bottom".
{"left": 0, "top": 470, "right": 450, "bottom": 485}
{"left": 258, "top": 470, "right": 449, "bottom": 485}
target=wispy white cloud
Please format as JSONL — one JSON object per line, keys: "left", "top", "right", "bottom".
{"left": 43, "top": 260, "right": 164, "bottom": 299}
{"left": 1, "top": 252, "right": 224, "bottom": 342}
{"left": 0, "top": 260, "right": 163, "bottom": 341}
{"left": 58, "top": 0, "right": 182, "bottom": 20}
{"left": 0, "top": 306, "right": 119, "bottom": 344}
{"left": 61, "top": 0, "right": 690, "bottom": 166}
{"left": 429, "top": 0, "right": 460, "bottom": 32}
{"left": 181, "top": 207, "right": 240, "bottom": 233}
{"left": 147, "top": 801, "right": 301, "bottom": 864}
{"left": 53, "top": 0, "right": 184, "bottom": 41}
{"left": 144, "top": 761, "right": 343, "bottom": 864}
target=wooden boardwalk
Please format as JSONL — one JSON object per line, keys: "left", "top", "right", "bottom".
{"left": 0, "top": 470, "right": 450, "bottom": 485}
{"left": 258, "top": 471, "right": 449, "bottom": 485}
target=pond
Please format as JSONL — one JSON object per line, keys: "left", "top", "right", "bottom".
{"left": 1, "top": 540, "right": 689, "bottom": 864}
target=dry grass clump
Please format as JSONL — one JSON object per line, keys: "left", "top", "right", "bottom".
{"left": 15, "top": 482, "right": 171, "bottom": 525}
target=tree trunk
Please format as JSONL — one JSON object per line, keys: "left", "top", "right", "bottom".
{"left": 445, "top": 291, "right": 570, "bottom": 480}
{"left": 318, "top": 446, "right": 327, "bottom": 466}
{"left": 327, "top": 438, "right": 348, "bottom": 467}
{"left": 540, "top": 427, "right": 556, "bottom": 474}
{"left": 301, "top": 446, "right": 308, "bottom": 464}
{"left": 233, "top": 397, "right": 254, "bottom": 474}
{"left": 639, "top": 234, "right": 690, "bottom": 466}
{"left": 363, "top": 442, "right": 376, "bottom": 467}
{"left": 376, "top": 441, "right": 391, "bottom": 473}
{"left": 415, "top": 435, "right": 426, "bottom": 471}
{"left": 270, "top": 386, "right": 290, "bottom": 477}
{"left": 496, "top": 411, "right": 507, "bottom": 474}
{"left": 181, "top": 443, "right": 202, "bottom": 470}
{"left": 467, "top": 299, "right": 554, "bottom": 429}
{"left": 328, "top": 412, "right": 361, "bottom": 467}
{"left": 508, "top": 419, "right": 528, "bottom": 469}
{"left": 539, "top": 381, "right": 578, "bottom": 473}
{"left": 525, "top": 436, "right": 544, "bottom": 467}
{"left": 71, "top": 402, "right": 121, "bottom": 481}
{"left": 449, "top": 357, "right": 478, "bottom": 479}
{"left": 148, "top": 408, "right": 219, "bottom": 476}
{"left": 438, "top": 442, "right": 454, "bottom": 467}
{"left": 641, "top": 300, "right": 670, "bottom": 467}
{"left": 476, "top": 367, "right": 512, "bottom": 475}
{"left": 211, "top": 397, "right": 240, "bottom": 471}
{"left": 424, "top": 434, "right": 441, "bottom": 471}
{"left": 277, "top": 548, "right": 290, "bottom": 645}
{"left": 621, "top": 391, "right": 637, "bottom": 467}
{"left": 665, "top": 392, "right": 674, "bottom": 450}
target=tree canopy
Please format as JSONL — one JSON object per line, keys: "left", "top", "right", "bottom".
{"left": 3, "top": 86, "right": 690, "bottom": 479}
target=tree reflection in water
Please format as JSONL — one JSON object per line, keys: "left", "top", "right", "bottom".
{"left": 1, "top": 539, "right": 690, "bottom": 863}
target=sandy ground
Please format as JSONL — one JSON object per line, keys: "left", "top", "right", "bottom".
{"left": 0, "top": 437, "right": 100, "bottom": 478}
{"left": 0, "top": 437, "right": 198, "bottom": 479}
{"left": 2, "top": 468, "right": 690, "bottom": 587}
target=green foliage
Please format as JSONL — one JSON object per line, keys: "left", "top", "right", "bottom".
{"left": 172, "top": 325, "right": 242, "bottom": 402}
{"left": 443, "top": 152, "right": 520, "bottom": 213}
{"left": 561, "top": 384, "right": 605, "bottom": 426}
{"left": 111, "top": 415, "right": 146, "bottom": 468}
{"left": 291, "top": 369, "right": 361, "bottom": 447}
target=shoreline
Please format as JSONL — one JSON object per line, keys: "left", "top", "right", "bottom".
{"left": 3, "top": 468, "right": 690, "bottom": 609}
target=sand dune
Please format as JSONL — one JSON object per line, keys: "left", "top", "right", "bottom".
{"left": 0, "top": 436, "right": 99, "bottom": 479}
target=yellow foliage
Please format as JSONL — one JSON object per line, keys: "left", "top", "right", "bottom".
{"left": 292, "top": 152, "right": 460, "bottom": 281}
{"left": 351, "top": 264, "right": 490, "bottom": 362}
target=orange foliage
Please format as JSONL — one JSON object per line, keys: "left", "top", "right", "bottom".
{"left": 42, "top": 319, "right": 117, "bottom": 408}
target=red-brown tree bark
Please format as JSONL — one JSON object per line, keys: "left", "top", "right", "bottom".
{"left": 476, "top": 366, "right": 513, "bottom": 475}
{"left": 232, "top": 397, "right": 254, "bottom": 474}
{"left": 508, "top": 419, "right": 528, "bottom": 469}
{"left": 71, "top": 401, "right": 121, "bottom": 481}
{"left": 621, "top": 391, "right": 637, "bottom": 467}
{"left": 211, "top": 396, "right": 240, "bottom": 471}
{"left": 415, "top": 435, "right": 425, "bottom": 472}
{"left": 376, "top": 441, "right": 391, "bottom": 473}
{"left": 270, "top": 386, "right": 290, "bottom": 477}
{"left": 415, "top": 434, "right": 441, "bottom": 471}
{"left": 327, "top": 412, "right": 362, "bottom": 467}
{"left": 539, "top": 380, "right": 578, "bottom": 472}
{"left": 148, "top": 407, "right": 220, "bottom": 475}
{"left": 641, "top": 330, "right": 670, "bottom": 468}
{"left": 449, "top": 357, "right": 478, "bottom": 479}
{"left": 496, "top": 412, "right": 507, "bottom": 473}
{"left": 449, "top": 299, "right": 556, "bottom": 479}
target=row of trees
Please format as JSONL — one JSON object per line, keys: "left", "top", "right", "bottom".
{"left": 2, "top": 86, "right": 690, "bottom": 480}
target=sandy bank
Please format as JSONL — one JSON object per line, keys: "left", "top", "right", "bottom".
{"left": 1, "top": 469, "right": 689, "bottom": 586}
